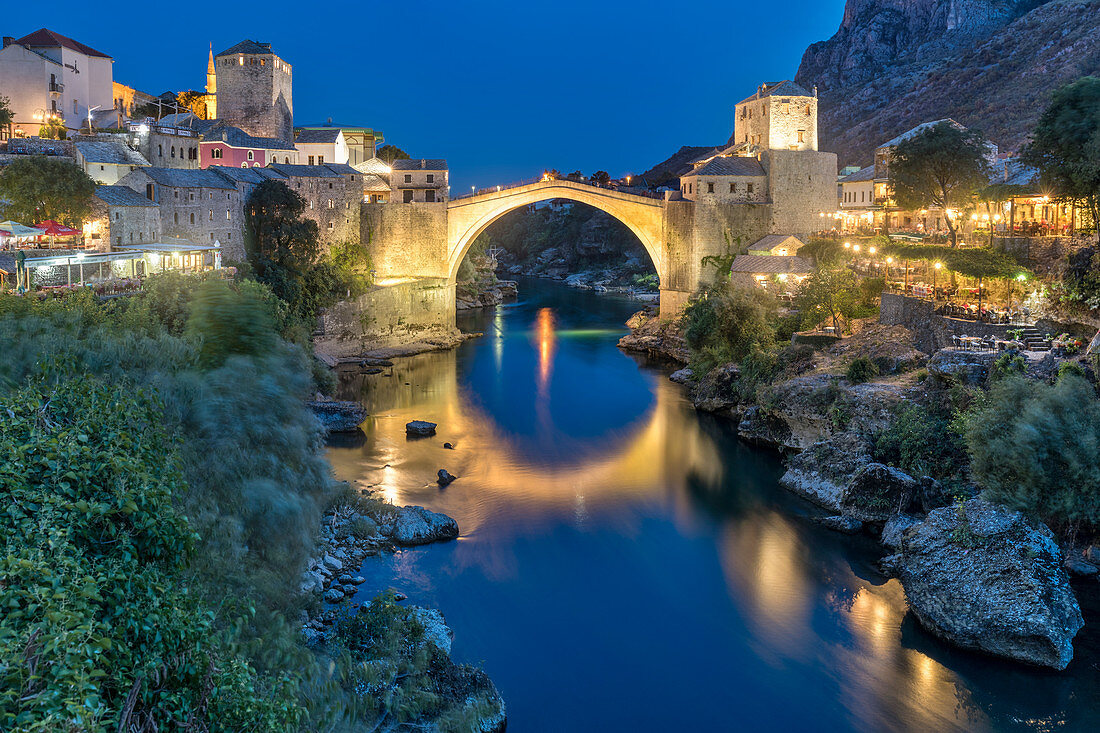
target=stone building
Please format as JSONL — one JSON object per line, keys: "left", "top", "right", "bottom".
{"left": 267, "top": 163, "right": 363, "bottom": 246}
{"left": 294, "top": 127, "right": 347, "bottom": 166}
{"left": 734, "top": 80, "right": 818, "bottom": 152}
{"left": 92, "top": 184, "right": 161, "bottom": 248}
{"left": 354, "top": 157, "right": 392, "bottom": 202}
{"left": 128, "top": 114, "right": 210, "bottom": 170}
{"left": 837, "top": 164, "right": 875, "bottom": 232}
{"left": 116, "top": 167, "right": 245, "bottom": 255}
{"left": 679, "top": 155, "right": 767, "bottom": 203}
{"left": 0, "top": 29, "right": 115, "bottom": 138}
{"left": 214, "top": 40, "right": 293, "bottom": 143}
{"left": 391, "top": 159, "right": 448, "bottom": 203}
{"left": 296, "top": 122, "right": 383, "bottom": 166}
{"left": 74, "top": 140, "right": 150, "bottom": 184}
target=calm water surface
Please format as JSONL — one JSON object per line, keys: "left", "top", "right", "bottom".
{"left": 328, "top": 279, "right": 1100, "bottom": 732}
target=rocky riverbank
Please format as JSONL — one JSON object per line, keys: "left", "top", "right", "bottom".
{"left": 298, "top": 494, "right": 506, "bottom": 731}
{"left": 619, "top": 310, "right": 1096, "bottom": 670}
{"left": 457, "top": 279, "right": 518, "bottom": 310}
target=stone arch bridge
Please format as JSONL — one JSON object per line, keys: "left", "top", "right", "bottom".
{"left": 319, "top": 176, "right": 822, "bottom": 352}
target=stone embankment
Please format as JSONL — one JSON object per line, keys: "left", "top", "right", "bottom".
{"left": 457, "top": 279, "right": 518, "bottom": 310}
{"left": 619, "top": 311, "right": 1090, "bottom": 670}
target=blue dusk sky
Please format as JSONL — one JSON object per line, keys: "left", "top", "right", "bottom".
{"left": 5, "top": 1, "right": 846, "bottom": 191}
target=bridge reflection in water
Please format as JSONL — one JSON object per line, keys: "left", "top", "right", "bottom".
{"left": 327, "top": 282, "right": 1094, "bottom": 733}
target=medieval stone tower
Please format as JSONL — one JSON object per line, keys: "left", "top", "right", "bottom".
{"left": 204, "top": 43, "right": 217, "bottom": 119}
{"left": 733, "top": 80, "right": 818, "bottom": 152}
{"left": 213, "top": 40, "right": 293, "bottom": 142}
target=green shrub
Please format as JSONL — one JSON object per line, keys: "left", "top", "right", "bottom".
{"left": 681, "top": 286, "right": 777, "bottom": 372}
{"left": 1057, "top": 361, "right": 1087, "bottom": 382}
{"left": 846, "top": 356, "right": 880, "bottom": 383}
{"left": 916, "top": 369, "right": 929, "bottom": 382}
{"left": 961, "top": 374, "right": 1100, "bottom": 532}
{"left": 989, "top": 350, "right": 1026, "bottom": 382}
{"left": 875, "top": 402, "right": 967, "bottom": 481}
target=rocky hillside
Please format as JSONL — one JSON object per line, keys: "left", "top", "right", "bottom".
{"left": 796, "top": 0, "right": 1100, "bottom": 165}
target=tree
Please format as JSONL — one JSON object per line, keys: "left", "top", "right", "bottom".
{"left": 377, "top": 144, "right": 410, "bottom": 164}
{"left": 244, "top": 180, "right": 322, "bottom": 311}
{"left": 0, "top": 157, "right": 95, "bottom": 226}
{"left": 566, "top": 171, "right": 584, "bottom": 181}
{"left": 890, "top": 122, "right": 992, "bottom": 246}
{"left": 38, "top": 118, "right": 67, "bottom": 140}
{"left": 1023, "top": 76, "right": 1100, "bottom": 242}
{"left": 794, "top": 266, "right": 862, "bottom": 333}
{"left": 681, "top": 286, "right": 777, "bottom": 369}
{"left": 0, "top": 96, "right": 12, "bottom": 138}
{"left": 176, "top": 90, "right": 210, "bottom": 119}
{"left": 590, "top": 170, "right": 611, "bottom": 184}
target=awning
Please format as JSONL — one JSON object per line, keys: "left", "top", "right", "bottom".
{"left": 35, "top": 220, "right": 81, "bottom": 236}
{"left": 0, "top": 221, "right": 46, "bottom": 237}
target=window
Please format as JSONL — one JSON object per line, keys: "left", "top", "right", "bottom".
{"left": 241, "top": 162, "right": 248, "bottom": 168}
{"left": 246, "top": 150, "right": 253, "bottom": 162}
{"left": 309, "top": 199, "right": 314, "bottom": 209}
{"left": 707, "top": 182, "right": 714, "bottom": 193}
{"left": 73, "top": 99, "right": 78, "bottom": 114}
{"left": 158, "top": 145, "right": 163, "bottom": 157}
{"left": 284, "top": 157, "right": 290, "bottom": 164}
{"left": 171, "top": 147, "right": 176, "bottom": 158}
{"left": 190, "top": 212, "right": 195, "bottom": 224}
{"left": 404, "top": 174, "right": 412, "bottom": 183}
{"left": 100, "top": 165, "right": 104, "bottom": 171}
{"left": 308, "top": 155, "right": 314, "bottom": 165}
{"left": 403, "top": 190, "right": 413, "bottom": 203}
{"left": 146, "top": 184, "right": 155, "bottom": 200}
{"left": 327, "top": 199, "right": 334, "bottom": 209}
{"left": 425, "top": 189, "right": 435, "bottom": 203}
{"left": 226, "top": 209, "right": 230, "bottom": 220}
{"left": 189, "top": 192, "right": 194, "bottom": 201}
{"left": 114, "top": 212, "right": 120, "bottom": 220}
{"left": 427, "top": 174, "right": 434, "bottom": 183}
{"left": 318, "top": 155, "right": 324, "bottom": 164}
{"left": 783, "top": 103, "right": 790, "bottom": 114}
{"left": 729, "top": 183, "right": 735, "bottom": 193}
{"left": 327, "top": 222, "right": 333, "bottom": 230}
{"left": 797, "top": 130, "right": 805, "bottom": 143}
{"left": 212, "top": 148, "right": 223, "bottom": 159}
{"left": 174, "top": 212, "right": 179, "bottom": 224}
{"left": 173, "top": 190, "right": 179, "bottom": 199}
{"left": 209, "top": 209, "right": 213, "bottom": 221}
{"left": 329, "top": 182, "right": 333, "bottom": 189}
{"left": 747, "top": 183, "right": 754, "bottom": 193}
{"left": 129, "top": 232, "right": 133, "bottom": 242}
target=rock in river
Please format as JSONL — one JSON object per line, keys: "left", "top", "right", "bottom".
{"left": 308, "top": 400, "right": 367, "bottom": 433}
{"left": 379, "top": 505, "right": 460, "bottom": 546}
{"left": 437, "top": 469, "right": 457, "bottom": 486}
{"left": 890, "top": 498, "right": 1084, "bottom": 670}
{"left": 406, "top": 420, "right": 437, "bottom": 437}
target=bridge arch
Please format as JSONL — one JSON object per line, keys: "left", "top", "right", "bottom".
{"left": 445, "top": 180, "right": 667, "bottom": 285}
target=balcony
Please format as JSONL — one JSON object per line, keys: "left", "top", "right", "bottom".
{"left": 48, "top": 81, "right": 63, "bottom": 96}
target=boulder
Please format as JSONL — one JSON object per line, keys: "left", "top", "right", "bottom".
{"left": 738, "top": 406, "right": 792, "bottom": 448}
{"left": 927, "top": 350, "right": 995, "bottom": 385}
{"left": 842, "top": 462, "right": 919, "bottom": 521}
{"left": 894, "top": 498, "right": 1084, "bottom": 670}
{"left": 693, "top": 364, "right": 742, "bottom": 414}
{"left": 321, "top": 554, "right": 343, "bottom": 571}
{"left": 308, "top": 400, "right": 367, "bottom": 433}
{"left": 1064, "top": 556, "right": 1099, "bottom": 577}
{"left": 406, "top": 420, "right": 437, "bottom": 437}
{"left": 443, "top": 442, "right": 455, "bottom": 450}
{"left": 379, "top": 505, "right": 460, "bottom": 546}
{"left": 816, "top": 515, "right": 863, "bottom": 534}
{"left": 437, "top": 469, "right": 457, "bottom": 486}
{"left": 323, "top": 588, "right": 345, "bottom": 604}
{"left": 881, "top": 514, "right": 921, "bottom": 550}
{"left": 669, "top": 367, "right": 694, "bottom": 384}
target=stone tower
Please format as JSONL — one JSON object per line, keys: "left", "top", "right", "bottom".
{"left": 205, "top": 43, "right": 217, "bottom": 120}
{"left": 733, "top": 80, "right": 818, "bottom": 153}
{"left": 213, "top": 40, "right": 293, "bottom": 142}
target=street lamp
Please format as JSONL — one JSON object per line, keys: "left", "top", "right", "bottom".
{"left": 886, "top": 256, "right": 893, "bottom": 284}
{"left": 86, "top": 105, "right": 101, "bottom": 135}
{"left": 933, "top": 261, "right": 941, "bottom": 291}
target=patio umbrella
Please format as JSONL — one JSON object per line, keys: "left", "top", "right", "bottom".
{"left": 36, "top": 220, "right": 81, "bottom": 248}
{"left": 0, "top": 220, "right": 46, "bottom": 238}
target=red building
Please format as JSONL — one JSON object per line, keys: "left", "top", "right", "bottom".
{"left": 199, "top": 123, "right": 297, "bottom": 169}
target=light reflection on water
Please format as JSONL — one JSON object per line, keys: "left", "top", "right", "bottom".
{"left": 327, "top": 279, "right": 1099, "bottom": 733}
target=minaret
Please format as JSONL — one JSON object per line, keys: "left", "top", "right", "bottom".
{"left": 205, "top": 43, "right": 217, "bottom": 119}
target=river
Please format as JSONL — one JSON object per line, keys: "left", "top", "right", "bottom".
{"left": 328, "top": 278, "right": 1100, "bottom": 732}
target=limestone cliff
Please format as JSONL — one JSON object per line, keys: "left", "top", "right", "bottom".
{"left": 795, "top": 0, "right": 1100, "bottom": 165}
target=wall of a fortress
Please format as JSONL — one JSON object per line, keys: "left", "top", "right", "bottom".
{"left": 361, "top": 202, "right": 450, "bottom": 279}
{"left": 315, "top": 277, "right": 456, "bottom": 357}
{"left": 763, "top": 149, "right": 837, "bottom": 237}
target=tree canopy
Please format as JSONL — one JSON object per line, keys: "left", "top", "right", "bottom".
{"left": 1023, "top": 76, "right": 1100, "bottom": 241}
{"left": 890, "top": 122, "right": 992, "bottom": 246}
{"left": 377, "top": 144, "right": 410, "bottom": 164}
{"left": 794, "top": 266, "right": 863, "bottom": 333}
{"left": 0, "top": 156, "right": 96, "bottom": 226}
{"left": 244, "top": 180, "right": 322, "bottom": 310}
{"left": 0, "top": 96, "right": 12, "bottom": 132}
{"left": 878, "top": 242, "right": 1027, "bottom": 280}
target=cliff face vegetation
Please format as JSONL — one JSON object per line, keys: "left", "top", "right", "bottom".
{"left": 795, "top": 0, "right": 1100, "bottom": 165}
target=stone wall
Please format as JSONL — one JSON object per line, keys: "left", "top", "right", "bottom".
{"left": 763, "top": 149, "right": 838, "bottom": 237}
{"left": 100, "top": 201, "right": 161, "bottom": 249}
{"left": 999, "top": 235, "right": 1092, "bottom": 276}
{"left": 283, "top": 174, "right": 361, "bottom": 248}
{"left": 880, "top": 292, "right": 1017, "bottom": 352}
{"left": 315, "top": 277, "right": 456, "bottom": 357}
{"left": 362, "top": 202, "right": 449, "bottom": 279}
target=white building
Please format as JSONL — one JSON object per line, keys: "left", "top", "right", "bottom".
{"left": 294, "top": 127, "right": 348, "bottom": 166}
{"left": 75, "top": 140, "right": 150, "bottom": 184}
{"left": 0, "top": 29, "right": 114, "bottom": 137}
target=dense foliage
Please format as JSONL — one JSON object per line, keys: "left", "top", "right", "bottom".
{"left": 681, "top": 286, "right": 777, "bottom": 372}
{"left": 0, "top": 157, "right": 96, "bottom": 226}
{"left": 890, "top": 122, "right": 992, "bottom": 246}
{"left": 874, "top": 400, "right": 969, "bottom": 485}
{"left": 962, "top": 373, "right": 1100, "bottom": 533}
{"left": 793, "top": 266, "right": 866, "bottom": 333}
{"left": 1023, "top": 76, "right": 1100, "bottom": 241}
{"left": 377, "top": 145, "right": 410, "bottom": 164}
{"left": 0, "top": 277, "right": 342, "bottom": 730}
{"left": 878, "top": 242, "right": 1027, "bottom": 281}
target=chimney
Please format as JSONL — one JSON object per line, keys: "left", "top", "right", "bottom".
{"left": 2, "top": 37, "right": 13, "bottom": 49}
{"left": 421, "top": 159, "right": 426, "bottom": 169}
{"left": 813, "top": 85, "right": 818, "bottom": 98}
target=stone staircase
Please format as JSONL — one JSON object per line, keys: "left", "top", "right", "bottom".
{"left": 1018, "top": 326, "right": 1051, "bottom": 352}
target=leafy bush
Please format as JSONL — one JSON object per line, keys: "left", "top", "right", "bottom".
{"left": 846, "top": 356, "right": 880, "bottom": 384}
{"left": 681, "top": 286, "right": 777, "bottom": 372}
{"left": 875, "top": 402, "right": 968, "bottom": 482}
{"left": 1057, "top": 361, "right": 1087, "bottom": 382}
{"left": 961, "top": 374, "right": 1100, "bottom": 532}
{"left": 989, "top": 350, "right": 1026, "bottom": 382}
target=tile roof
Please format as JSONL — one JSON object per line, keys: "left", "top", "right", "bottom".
{"left": 137, "top": 167, "right": 237, "bottom": 190}
{"left": 15, "top": 28, "right": 111, "bottom": 58}
{"left": 295, "top": 128, "right": 341, "bottom": 144}
{"left": 75, "top": 141, "right": 150, "bottom": 166}
{"left": 684, "top": 156, "right": 766, "bottom": 177}
{"left": 737, "top": 80, "right": 813, "bottom": 105}
{"left": 390, "top": 158, "right": 448, "bottom": 171}
{"left": 0, "top": 253, "right": 15, "bottom": 275}
{"left": 362, "top": 174, "right": 391, "bottom": 192}
{"left": 204, "top": 124, "right": 297, "bottom": 151}
{"left": 216, "top": 40, "right": 275, "bottom": 57}
{"left": 748, "top": 235, "right": 805, "bottom": 253}
{"left": 993, "top": 158, "right": 1039, "bottom": 188}
{"left": 354, "top": 157, "right": 391, "bottom": 176}
{"left": 95, "top": 184, "right": 158, "bottom": 207}
{"left": 839, "top": 165, "right": 875, "bottom": 183}
{"left": 207, "top": 166, "right": 286, "bottom": 184}
{"left": 267, "top": 163, "right": 344, "bottom": 178}
{"left": 323, "top": 163, "right": 359, "bottom": 176}
{"left": 877, "top": 119, "right": 964, "bottom": 150}
{"left": 730, "top": 254, "right": 814, "bottom": 274}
